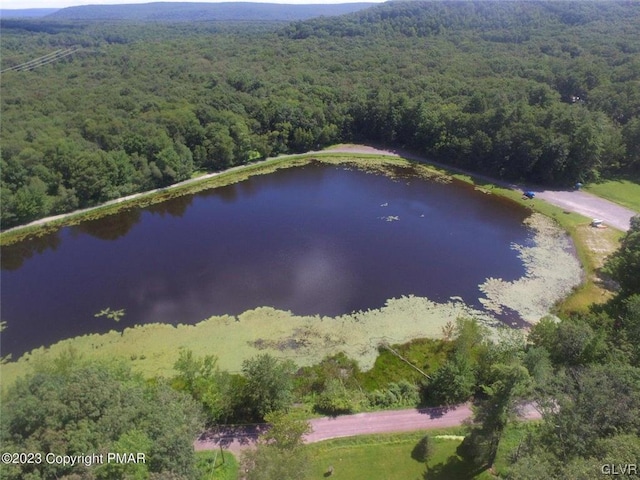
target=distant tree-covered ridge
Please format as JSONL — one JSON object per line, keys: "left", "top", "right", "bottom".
{"left": 45, "top": 2, "right": 376, "bottom": 22}
{"left": 1, "top": 1, "right": 639, "bottom": 229}
{"left": 0, "top": 8, "right": 59, "bottom": 18}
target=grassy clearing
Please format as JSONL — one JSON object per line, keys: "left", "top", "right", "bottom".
{"left": 306, "top": 428, "right": 492, "bottom": 480}
{"left": 305, "top": 421, "right": 539, "bottom": 480}
{"left": 585, "top": 179, "right": 640, "bottom": 212}
{"left": 537, "top": 203, "right": 623, "bottom": 315}
{"left": 557, "top": 225, "right": 622, "bottom": 314}
{"left": 196, "top": 450, "right": 239, "bottom": 480}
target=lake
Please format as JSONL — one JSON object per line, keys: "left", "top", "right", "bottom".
{"left": 1, "top": 162, "right": 532, "bottom": 358}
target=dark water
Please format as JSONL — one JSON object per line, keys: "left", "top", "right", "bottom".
{"left": 1, "top": 163, "right": 532, "bottom": 358}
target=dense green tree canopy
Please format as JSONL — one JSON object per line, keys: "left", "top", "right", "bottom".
{"left": 603, "top": 215, "right": 640, "bottom": 297}
{"left": 0, "top": 356, "right": 203, "bottom": 480}
{"left": 240, "top": 354, "right": 296, "bottom": 421}
{"left": 1, "top": 1, "right": 639, "bottom": 229}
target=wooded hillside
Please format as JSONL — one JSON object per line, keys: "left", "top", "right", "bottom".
{"left": 1, "top": 1, "right": 639, "bottom": 228}
{"left": 45, "top": 2, "right": 376, "bottom": 22}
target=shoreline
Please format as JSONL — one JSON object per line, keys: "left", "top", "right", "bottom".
{"left": 0, "top": 155, "right": 584, "bottom": 388}
{"left": 2, "top": 143, "right": 634, "bottom": 246}
{"left": 1, "top": 150, "right": 438, "bottom": 245}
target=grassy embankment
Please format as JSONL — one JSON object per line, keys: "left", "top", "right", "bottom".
{"left": 0, "top": 154, "right": 313, "bottom": 246}
{"left": 190, "top": 422, "right": 535, "bottom": 479}
{"left": 191, "top": 422, "right": 532, "bottom": 480}
{"left": 585, "top": 179, "right": 640, "bottom": 213}
{"left": 0, "top": 152, "right": 614, "bottom": 387}
{"left": 0, "top": 151, "right": 453, "bottom": 246}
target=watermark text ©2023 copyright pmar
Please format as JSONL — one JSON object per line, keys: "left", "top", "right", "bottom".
{"left": 1, "top": 452, "right": 146, "bottom": 467}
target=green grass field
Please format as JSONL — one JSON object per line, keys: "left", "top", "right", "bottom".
{"left": 585, "top": 179, "right": 640, "bottom": 212}
{"left": 192, "top": 423, "right": 538, "bottom": 479}
{"left": 305, "top": 422, "right": 538, "bottom": 480}
{"left": 196, "top": 450, "right": 239, "bottom": 480}
{"left": 306, "top": 430, "right": 484, "bottom": 480}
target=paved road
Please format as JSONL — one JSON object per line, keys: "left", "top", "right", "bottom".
{"left": 194, "top": 403, "right": 541, "bottom": 454}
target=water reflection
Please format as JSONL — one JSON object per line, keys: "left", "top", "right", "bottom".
{"left": 146, "top": 195, "right": 194, "bottom": 218}
{"left": 1, "top": 163, "right": 531, "bottom": 357}
{"left": 72, "top": 209, "right": 142, "bottom": 241}
{"left": 200, "top": 182, "right": 238, "bottom": 202}
{"left": 1, "top": 232, "right": 62, "bottom": 271}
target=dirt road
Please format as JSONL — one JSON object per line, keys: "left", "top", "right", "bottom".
{"left": 532, "top": 189, "right": 636, "bottom": 231}
{"left": 304, "top": 405, "right": 475, "bottom": 443}
{"left": 194, "top": 403, "right": 541, "bottom": 454}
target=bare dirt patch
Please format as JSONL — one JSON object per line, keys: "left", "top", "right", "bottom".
{"left": 576, "top": 224, "right": 619, "bottom": 269}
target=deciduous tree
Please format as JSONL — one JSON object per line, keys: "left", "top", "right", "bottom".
{"left": 240, "top": 354, "right": 296, "bottom": 421}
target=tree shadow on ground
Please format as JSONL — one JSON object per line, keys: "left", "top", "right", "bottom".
{"left": 422, "top": 455, "right": 488, "bottom": 480}
{"left": 411, "top": 436, "right": 432, "bottom": 463}
{"left": 195, "top": 424, "right": 268, "bottom": 449}
{"left": 416, "top": 405, "right": 456, "bottom": 419}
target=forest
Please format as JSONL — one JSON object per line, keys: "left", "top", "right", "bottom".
{"left": 1, "top": 0, "right": 640, "bottom": 229}
{"left": 43, "top": 2, "right": 375, "bottom": 22}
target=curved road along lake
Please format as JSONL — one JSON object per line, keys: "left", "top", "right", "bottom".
{"left": 2, "top": 162, "right": 533, "bottom": 357}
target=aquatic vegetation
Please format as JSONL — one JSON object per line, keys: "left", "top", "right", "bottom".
{"left": 1, "top": 296, "right": 498, "bottom": 386}
{"left": 478, "top": 214, "right": 583, "bottom": 323}
{"left": 1, "top": 214, "right": 584, "bottom": 388}
{"left": 94, "top": 307, "right": 126, "bottom": 322}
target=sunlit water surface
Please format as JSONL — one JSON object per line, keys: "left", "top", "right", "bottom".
{"left": 1, "top": 163, "right": 532, "bottom": 357}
